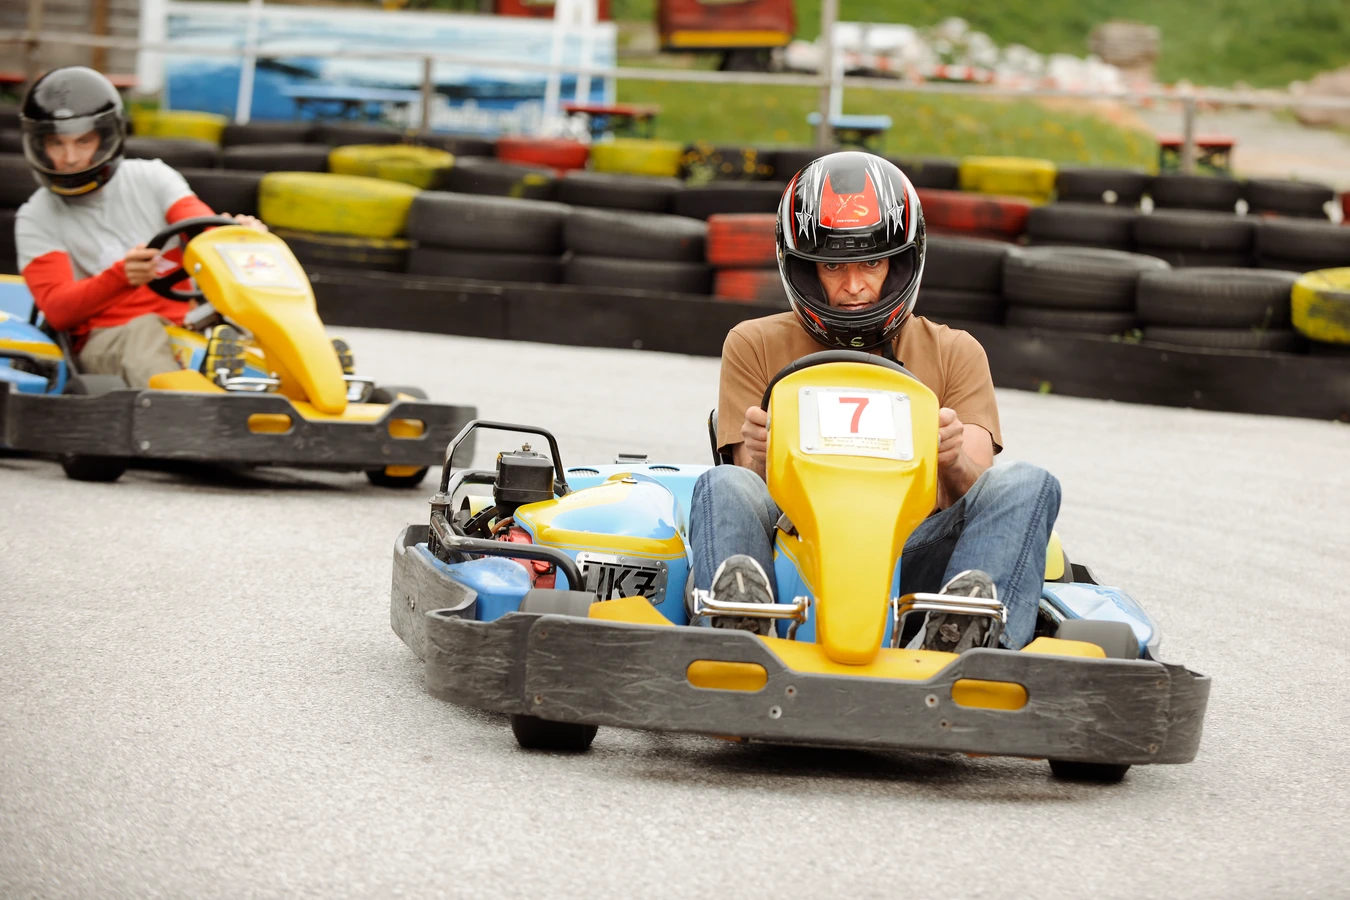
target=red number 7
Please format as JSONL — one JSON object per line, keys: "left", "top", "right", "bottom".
{"left": 840, "top": 397, "right": 869, "bottom": 433}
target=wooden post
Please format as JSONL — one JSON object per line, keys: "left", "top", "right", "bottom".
{"left": 91, "top": 0, "right": 109, "bottom": 71}
{"left": 420, "top": 56, "right": 434, "bottom": 133}
{"left": 815, "top": 0, "right": 838, "bottom": 149}
{"left": 25, "top": 0, "right": 44, "bottom": 91}
{"left": 1180, "top": 95, "right": 1197, "bottom": 175}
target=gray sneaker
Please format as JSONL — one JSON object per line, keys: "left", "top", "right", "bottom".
{"left": 920, "top": 569, "right": 998, "bottom": 653}
{"left": 706, "top": 554, "right": 775, "bottom": 636}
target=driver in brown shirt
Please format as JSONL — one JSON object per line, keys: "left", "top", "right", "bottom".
{"left": 687, "top": 151, "right": 1061, "bottom": 653}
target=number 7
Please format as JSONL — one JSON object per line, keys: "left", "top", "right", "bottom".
{"left": 840, "top": 397, "right": 869, "bottom": 433}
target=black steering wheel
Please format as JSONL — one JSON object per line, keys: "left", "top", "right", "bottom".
{"left": 760, "top": 350, "right": 916, "bottom": 411}
{"left": 144, "top": 215, "right": 242, "bottom": 301}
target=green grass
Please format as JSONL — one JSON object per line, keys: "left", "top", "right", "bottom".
{"left": 616, "top": 0, "right": 1350, "bottom": 88}
{"left": 618, "top": 80, "right": 1157, "bottom": 167}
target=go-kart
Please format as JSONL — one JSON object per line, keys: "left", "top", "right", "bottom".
{"left": 389, "top": 352, "right": 1209, "bottom": 782}
{"left": 0, "top": 218, "right": 475, "bottom": 486}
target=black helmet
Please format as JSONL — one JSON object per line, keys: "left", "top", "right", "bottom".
{"left": 775, "top": 151, "right": 925, "bottom": 350}
{"left": 19, "top": 66, "right": 127, "bottom": 197}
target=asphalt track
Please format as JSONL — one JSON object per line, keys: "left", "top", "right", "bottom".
{"left": 2, "top": 326, "right": 1348, "bottom": 900}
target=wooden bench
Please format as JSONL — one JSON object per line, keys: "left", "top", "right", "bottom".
{"left": 806, "top": 112, "right": 892, "bottom": 152}
{"left": 561, "top": 102, "right": 660, "bottom": 139}
{"left": 1157, "top": 133, "right": 1236, "bottom": 175}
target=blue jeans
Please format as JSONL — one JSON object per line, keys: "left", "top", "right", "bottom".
{"left": 687, "top": 462, "right": 1062, "bottom": 649}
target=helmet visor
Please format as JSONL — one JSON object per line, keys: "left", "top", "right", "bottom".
{"left": 21, "top": 108, "right": 123, "bottom": 176}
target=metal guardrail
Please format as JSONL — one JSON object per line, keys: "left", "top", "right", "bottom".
{"left": 7, "top": 26, "right": 1350, "bottom": 172}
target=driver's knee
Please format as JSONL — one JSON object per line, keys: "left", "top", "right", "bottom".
{"left": 119, "top": 314, "right": 182, "bottom": 387}
{"left": 691, "top": 464, "right": 770, "bottom": 516}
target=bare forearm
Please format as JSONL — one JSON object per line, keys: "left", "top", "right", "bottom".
{"left": 731, "top": 442, "right": 766, "bottom": 481}
{"left": 937, "top": 450, "right": 988, "bottom": 509}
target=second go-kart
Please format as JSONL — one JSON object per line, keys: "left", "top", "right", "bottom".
{"left": 389, "top": 352, "right": 1209, "bottom": 782}
{"left": 0, "top": 218, "right": 475, "bottom": 486}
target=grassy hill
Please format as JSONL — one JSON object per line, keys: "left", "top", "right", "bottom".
{"left": 614, "top": 0, "right": 1350, "bottom": 87}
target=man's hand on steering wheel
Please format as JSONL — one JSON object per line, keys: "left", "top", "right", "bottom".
{"left": 142, "top": 214, "right": 269, "bottom": 302}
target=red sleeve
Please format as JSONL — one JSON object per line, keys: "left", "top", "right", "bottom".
{"left": 167, "top": 195, "right": 216, "bottom": 222}
{"left": 23, "top": 251, "right": 131, "bottom": 333}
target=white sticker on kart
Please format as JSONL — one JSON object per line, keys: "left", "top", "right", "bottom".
{"left": 798, "top": 387, "right": 914, "bottom": 461}
{"left": 216, "top": 244, "right": 303, "bottom": 290}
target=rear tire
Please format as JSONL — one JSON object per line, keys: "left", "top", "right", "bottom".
{"left": 1047, "top": 618, "right": 1139, "bottom": 783}
{"left": 511, "top": 588, "right": 600, "bottom": 751}
{"left": 61, "top": 375, "right": 130, "bottom": 483}
{"left": 365, "top": 386, "right": 430, "bottom": 489}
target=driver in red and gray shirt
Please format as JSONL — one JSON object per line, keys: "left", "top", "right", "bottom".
{"left": 14, "top": 66, "right": 266, "bottom": 387}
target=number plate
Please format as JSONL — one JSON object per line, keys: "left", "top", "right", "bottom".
{"left": 797, "top": 387, "right": 914, "bottom": 461}
{"left": 576, "top": 552, "right": 669, "bottom": 604}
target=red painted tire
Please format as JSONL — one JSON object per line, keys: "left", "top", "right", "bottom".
{"left": 917, "top": 188, "right": 1031, "bottom": 239}
{"left": 1342, "top": 191, "right": 1350, "bottom": 225}
{"left": 714, "top": 269, "right": 787, "bottom": 305}
{"left": 495, "top": 137, "right": 590, "bottom": 172}
{"left": 707, "top": 214, "right": 777, "bottom": 268}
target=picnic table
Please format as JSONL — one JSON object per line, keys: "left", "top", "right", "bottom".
{"left": 561, "top": 102, "right": 660, "bottom": 139}
{"left": 806, "top": 112, "right": 892, "bottom": 152}
{"left": 1157, "top": 133, "right": 1236, "bottom": 175}
{"left": 280, "top": 84, "right": 425, "bottom": 126}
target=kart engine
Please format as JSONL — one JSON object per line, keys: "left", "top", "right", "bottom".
{"left": 451, "top": 444, "right": 559, "bottom": 588}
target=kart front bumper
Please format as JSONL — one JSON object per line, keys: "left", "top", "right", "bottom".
{"left": 392, "top": 526, "right": 1210, "bottom": 765}
{"left": 1, "top": 387, "right": 476, "bottom": 468}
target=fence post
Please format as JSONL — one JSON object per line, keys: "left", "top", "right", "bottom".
{"left": 25, "top": 0, "right": 44, "bottom": 92}
{"left": 420, "top": 56, "right": 434, "bottom": 133}
{"left": 815, "top": 0, "right": 838, "bottom": 149}
{"left": 1180, "top": 95, "right": 1197, "bottom": 175}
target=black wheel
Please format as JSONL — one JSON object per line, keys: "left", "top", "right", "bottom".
{"left": 1048, "top": 618, "right": 1139, "bottom": 782}
{"left": 1048, "top": 759, "right": 1131, "bottom": 783}
{"left": 60, "top": 375, "right": 130, "bottom": 483}
{"left": 365, "top": 385, "right": 430, "bottom": 488}
{"left": 511, "top": 588, "right": 600, "bottom": 751}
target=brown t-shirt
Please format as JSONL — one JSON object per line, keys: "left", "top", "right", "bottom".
{"left": 717, "top": 312, "right": 1003, "bottom": 454}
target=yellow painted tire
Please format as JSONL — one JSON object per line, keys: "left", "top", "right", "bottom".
{"left": 259, "top": 172, "right": 420, "bottom": 238}
{"left": 1292, "top": 268, "right": 1350, "bottom": 345}
{"left": 328, "top": 144, "right": 455, "bottom": 189}
{"left": 130, "top": 110, "right": 228, "bottom": 145}
{"left": 959, "top": 156, "right": 1058, "bottom": 203}
{"left": 590, "top": 139, "right": 685, "bottom": 178}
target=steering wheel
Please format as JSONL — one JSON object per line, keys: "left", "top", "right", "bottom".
{"left": 760, "top": 350, "right": 916, "bottom": 411}
{"left": 143, "top": 215, "right": 242, "bottom": 301}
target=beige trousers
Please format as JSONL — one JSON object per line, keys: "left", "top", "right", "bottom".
{"left": 78, "top": 313, "right": 181, "bottom": 388}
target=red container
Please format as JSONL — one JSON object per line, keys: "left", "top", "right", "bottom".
{"left": 658, "top": 0, "right": 794, "bottom": 51}
{"left": 496, "top": 0, "right": 611, "bottom": 20}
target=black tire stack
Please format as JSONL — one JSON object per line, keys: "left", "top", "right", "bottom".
{"left": 1055, "top": 167, "right": 1152, "bottom": 206}
{"left": 889, "top": 156, "right": 960, "bottom": 190}
{"left": 1002, "top": 247, "right": 1168, "bottom": 334}
{"left": 222, "top": 143, "right": 331, "bottom": 172}
{"left": 179, "top": 168, "right": 265, "bottom": 218}
{"left": 0, "top": 153, "right": 37, "bottom": 274}
{"left": 920, "top": 236, "right": 1010, "bottom": 326}
{"left": 562, "top": 207, "right": 711, "bottom": 294}
{"left": 1026, "top": 203, "right": 1135, "bottom": 251}
{"left": 1147, "top": 174, "right": 1244, "bottom": 212}
{"left": 122, "top": 137, "right": 220, "bottom": 170}
{"left": 1255, "top": 220, "right": 1350, "bottom": 273}
{"left": 1133, "top": 210, "right": 1256, "bottom": 268}
{"left": 1135, "top": 269, "right": 1301, "bottom": 351}
{"left": 1244, "top": 179, "right": 1334, "bottom": 219}
{"left": 441, "top": 157, "right": 558, "bottom": 201}
{"left": 557, "top": 171, "right": 684, "bottom": 214}
{"left": 222, "top": 122, "right": 315, "bottom": 146}
{"left": 405, "top": 192, "right": 570, "bottom": 284}
{"left": 672, "top": 182, "right": 787, "bottom": 220}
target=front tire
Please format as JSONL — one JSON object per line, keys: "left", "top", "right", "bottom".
{"left": 61, "top": 375, "right": 130, "bottom": 483}
{"left": 1048, "top": 618, "right": 1140, "bottom": 783}
{"left": 510, "top": 588, "right": 600, "bottom": 751}
{"left": 365, "top": 385, "right": 431, "bottom": 488}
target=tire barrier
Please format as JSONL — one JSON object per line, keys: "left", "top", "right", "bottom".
{"left": 706, "top": 214, "right": 776, "bottom": 269}
{"left": 406, "top": 192, "right": 568, "bottom": 255}
{"left": 1003, "top": 246, "right": 1167, "bottom": 312}
{"left": 130, "top": 110, "right": 228, "bottom": 145}
{"left": 563, "top": 256, "right": 713, "bottom": 294}
{"left": 0, "top": 154, "right": 37, "bottom": 208}
{"left": 672, "top": 182, "right": 786, "bottom": 220}
{"left": 556, "top": 171, "right": 683, "bottom": 214}
{"left": 924, "top": 236, "right": 1010, "bottom": 294}
{"left": 179, "top": 168, "right": 264, "bottom": 218}
{"left": 441, "top": 157, "right": 557, "bottom": 201}
{"left": 771, "top": 148, "right": 825, "bottom": 182}
{"left": 1140, "top": 326, "right": 1302, "bottom": 352}
{"left": 273, "top": 228, "right": 410, "bottom": 273}
{"left": 221, "top": 143, "right": 331, "bottom": 173}
{"left": 0, "top": 130, "right": 19, "bottom": 153}
{"left": 259, "top": 172, "right": 420, "bottom": 239}
{"left": 918, "top": 189, "right": 1031, "bottom": 240}
{"left": 1147, "top": 174, "right": 1244, "bottom": 212}
{"left": 1245, "top": 179, "right": 1335, "bottom": 219}
{"left": 713, "top": 269, "right": 786, "bottom": 305}
{"left": 1133, "top": 210, "right": 1255, "bottom": 268}
{"left": 1255, "top": 220, "right": 1350, "bottom": 272}
{"left": 589, "top": 139, "right": 685, "bottom": 178}
{"left": 1026, "top": 203, "right": 1135, "bottom": 251}
{"left": 681, "top": 143, "right": 777, "bottom": 183}
{"left": 328, "top": 144, "right": 454, "bottom": 189}
{"left": 312, "top": 122, "right": 406, "bottom": 147}
{"left": 222, "top": 121, "right": 315, "bottom": 147}
{"left": 1136, "top": 268, "right": 1295, "bottom": 329}
{"left": 1054, "top": 167, "right": 1152, "bottom": 206}
{"left": 889, "top": 156, "right": 961, "bottom": 191}
{"left": 958, "top": 156, "right": 1057, "bottom": 203}
{"left": 123, "top": 137, "right": 221, "bottom": 170}
{"left": 1292, "top": 269, "right": 1350, "bottom": 347}
{"left": 1006, "top": 306, "right": 1137, "bottom": 334}
{"left": 1, "top": 208, "right": 17, "bottom": 274}
{"left": 918, "top": 288, "right": 1005, "bottom": 324}
{"left": 413, "top": 133, "right": 496, "bottom": 158}
{"left": 564, "top": 207, "right": 707, "bottom": 263}
{"left": 407, "top": 246, "right": 563, "bottom": 284}
{"left": 495, "top": 137, "right": 590, "bottom": 172}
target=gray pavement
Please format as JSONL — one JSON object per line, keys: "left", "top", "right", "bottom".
{"left": 2, "top": 326, "right": 1348, "bottom": 899}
